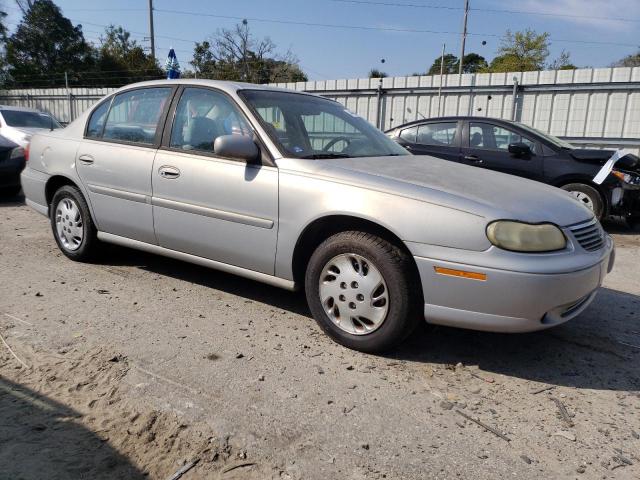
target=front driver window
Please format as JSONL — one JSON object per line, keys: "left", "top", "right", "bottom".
{"left": 470, "top": 123, "right": 535, "bottom": 151}
{"left": 170, "top": 87, "right": 251, "bottom": 153}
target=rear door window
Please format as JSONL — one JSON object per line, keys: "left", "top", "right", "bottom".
{"left": 86, "top": 100, "right": 110, "bottom": 138}
{"left": 415, "top": 122, "right": 457, "bottom": 146}
{"left": 102, "top": 87, "right": 172, "bottom": 145}
{"left": 399, "top": 126, "right": 417, "bottom": 143}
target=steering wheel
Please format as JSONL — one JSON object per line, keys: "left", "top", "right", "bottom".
{"left": 322, "top": 136, "right": 352, "bottom": 152}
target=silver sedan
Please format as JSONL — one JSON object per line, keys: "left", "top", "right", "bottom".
{"left": 21, "top": 80, "right": 614, "bottom": 352}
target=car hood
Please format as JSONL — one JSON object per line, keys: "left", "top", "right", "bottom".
{"left": 283, "top": 155, "right": 594, "bottom": 227}
{"left": 570, "top": 148, "right": 640, "bottom": 173}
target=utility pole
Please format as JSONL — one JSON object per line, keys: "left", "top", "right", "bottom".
{"left": 458, "top": 0, "right": 469, "bottom": 75}
{"left": 148, "top": 0, "right": 156, "bottom": 60}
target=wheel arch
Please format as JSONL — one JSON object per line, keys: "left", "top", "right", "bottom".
{"left": 291, "top": 214, "right": 420, "bottom": 290}
{"left": 44, "top": 175, "right": 98, "bottom": 225}
{"left": 551, "top": 175, "right": 610, "bottom": 217}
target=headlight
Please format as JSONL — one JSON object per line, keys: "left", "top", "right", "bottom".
{"left": 486, "top": 221, "right": 567, "bottom": 252}
{"left": 612, "top": 170, "right": 640, "bottom": 186}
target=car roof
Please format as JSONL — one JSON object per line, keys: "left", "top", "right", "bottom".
{"left": 114, "top": 79, "right": 321, "bottom": 98}
{"left": 390, "top": 116, "right": 518, "bottom": 131}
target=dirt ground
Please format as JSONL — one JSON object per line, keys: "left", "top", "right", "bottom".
{"left": 1, "top": 194, "right": 639, "bottom": 480}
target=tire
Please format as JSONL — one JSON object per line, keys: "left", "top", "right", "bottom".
{"left": 50, "top": 185, "right": 98, "bottom": 261}
{"left": 560, "top": 183, "right": 604, "bottom": 219}
{"left": 304, "top": 231, "right": 421, "bottom": 353}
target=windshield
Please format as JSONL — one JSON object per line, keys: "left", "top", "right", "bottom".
{"left": 1, "top": 110, "right": 61, "bottom": 129}
{"left": 515, "top": 122, "right": 574, "bottom": 150}
{"left": 239, "top": 90, "right": 409, "bottom": 159}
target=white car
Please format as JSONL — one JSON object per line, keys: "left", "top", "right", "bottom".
{"left": 0, "top": 106, "right": 62, "bottom": 148}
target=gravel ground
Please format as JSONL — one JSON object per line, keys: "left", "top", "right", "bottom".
{"left": 1, "top": 194, "right": 639, "bottom": 479}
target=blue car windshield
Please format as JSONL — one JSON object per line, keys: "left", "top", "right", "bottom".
{"left": 239, "top": 89, "right": 409, "bottom": 159}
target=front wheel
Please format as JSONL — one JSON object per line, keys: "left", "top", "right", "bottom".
{"left": 50, "top": 185, "right": 98, "bottom": 261}
{"left": 560, "top": 183, "right": 604, "bottom": 220}
{"left": 304, "top": 231, "right": 421, "bottom": 353}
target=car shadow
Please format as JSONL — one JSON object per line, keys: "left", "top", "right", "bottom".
{"left": 97, "top": 242, "right": 311, "bottom": 317}
{"left": 0, "top": 376, "right": 146, "bottom": 479}
{"left": 96, "top": 243, "right": 639, "bottom": 392}
{"left": 389, "top": 287, "right": 640, "bottom": 392}
{"left": 0, "top": 191, "right": 25, "bottom": 206}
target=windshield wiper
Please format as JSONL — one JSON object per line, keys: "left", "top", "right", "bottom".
{"left": 299, "top": 153, "right": 351, "bottom": 159}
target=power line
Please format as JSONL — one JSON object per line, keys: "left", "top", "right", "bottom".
{"left": 329, "top": 0, "right": 640, "bottom": 23}
{"left": 151, "top": 8, "right": 639, "bottom": 47}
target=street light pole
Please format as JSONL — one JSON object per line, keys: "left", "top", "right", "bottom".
{"left": 148, "top": 0, "right": 156, "bottom": 60}
{"left": 458, "top": 0, "right": 469, "bottom": 76}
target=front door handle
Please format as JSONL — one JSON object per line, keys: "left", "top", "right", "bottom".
{"left": 464, "top": 155, "right": 483, "bottom": 164}
{"left": 158, "top": 165, "right": 180, "bottom": 179}
{"left": 78, "top": 154, "right": 94, "bottom": 165}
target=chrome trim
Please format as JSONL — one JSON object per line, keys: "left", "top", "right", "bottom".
{"left": 97, "top": 232, "right": 296, "bottom": 291}
{"left": 151, "top": 196, "right": 274, "bottom": 229}
{"left": 88, "top": 184, "right": 149, "bottom": 204}
{"left": 568, "top": 218, "right": 604, "bottom": 252}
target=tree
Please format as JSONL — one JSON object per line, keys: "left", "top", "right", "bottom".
{"left": 611, "top": 50, "right": 640, "bottom": 68}
{"left": 460, "top": 53, "right": 488, "bottom": 73}
{"left": 427, "top": 53, "right": 458, "bottom": 75}
{"left": 191, "top": 22, "right": 306, "bottom": 83}
{"left": 96, "top": 25, "right": 162, "bottom": 85}
{"left": 6, "top": 0, "right": 95, "bottom": 86}
{"left": 487, "top": 29, "right": 550, "bottom": 72}
{"left": 548, "top": 50, "right": 576, "bottom": 70}
{"left": 368, "top": 68, "right": 387, "bottom": 78}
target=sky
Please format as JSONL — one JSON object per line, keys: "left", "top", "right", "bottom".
{"left": 4, "top": 0, "right": 640, "bottom": 80}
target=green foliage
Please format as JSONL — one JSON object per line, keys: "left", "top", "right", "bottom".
{"left": 190, "top": 23, "right": 307, "bottom": 83}
{"left": 427, "top": 54, "right": 458, "bottom": 75}
{"left": 6, "top": 0, "right": 96, "bottom": 86}
{"left": 426, "top": 53, "right": 487, "bottom": 75}
{"left": 486, "top": 29, "right": 550, "bottom": 73}
{"left": 96, "top": 25, "right": 162, "bottom": 86}
{"left": 612, "top": 50, "right": 640, "bottom": 68}
{"left": 368, "top": 68, "right": 387, "bottom": 78}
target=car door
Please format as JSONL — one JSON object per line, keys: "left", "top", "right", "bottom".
{"left": 76, "top": 86, "right": 174, "bottom": 245}
{"left": 460, "top": 121, "right": 544, "bottom": 181}
{"left": 151, "top": 86, "right": 279, "bottom": 274}
{"left": 395, "top": 121, "right": 461, "bottom": 161}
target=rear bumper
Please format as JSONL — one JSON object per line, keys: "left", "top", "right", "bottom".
{"left": 20, "top": 166, "right": 49, "bottom": 216}
{"left": 415, "top": 236, "right": 615, "bottom": 333}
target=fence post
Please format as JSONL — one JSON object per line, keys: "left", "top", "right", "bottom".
{"left": 375, "top": 78, "right": 384, "bottom": 129}
{"left": 510, "top": 76, "right": 519, "bottom": 121}
{"left": 65, "top": 72, "right": 73, "bottom": 122}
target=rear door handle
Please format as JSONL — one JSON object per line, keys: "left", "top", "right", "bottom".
{"left": 78, "top": 154, "right": 94, "bottom": 165}
{"left": 158, "top": 165, "right": 180, "bottom": 179}
{"left": 464, "top": 155, "right": 483, "bottom": 164}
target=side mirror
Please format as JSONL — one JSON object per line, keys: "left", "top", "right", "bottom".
{"left": 214, "top": 134, "right": 260, "bottom": 163}
{"left": 508, "top": 142, "right": 532, "bottom": 157}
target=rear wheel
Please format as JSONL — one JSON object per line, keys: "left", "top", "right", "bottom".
{"left": 560, "top": 183, "right": 604, "bottom": 219}
{"left": 50, "top": 185, "right": 98, "bottom": 261}
{"left": 304, "top": 231, "right": 421, "bottom": 353}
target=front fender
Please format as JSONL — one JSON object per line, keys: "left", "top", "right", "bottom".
{"left": 275, "top": 170, "right": 490, "bottom": 280}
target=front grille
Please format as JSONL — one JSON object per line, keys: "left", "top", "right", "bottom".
{"left": 569, "top": 219, "right": 605, "bottom": 252}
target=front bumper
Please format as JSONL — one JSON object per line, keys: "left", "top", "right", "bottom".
{"left": 413, "top": 235, "right": 615, "bottom": 333}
